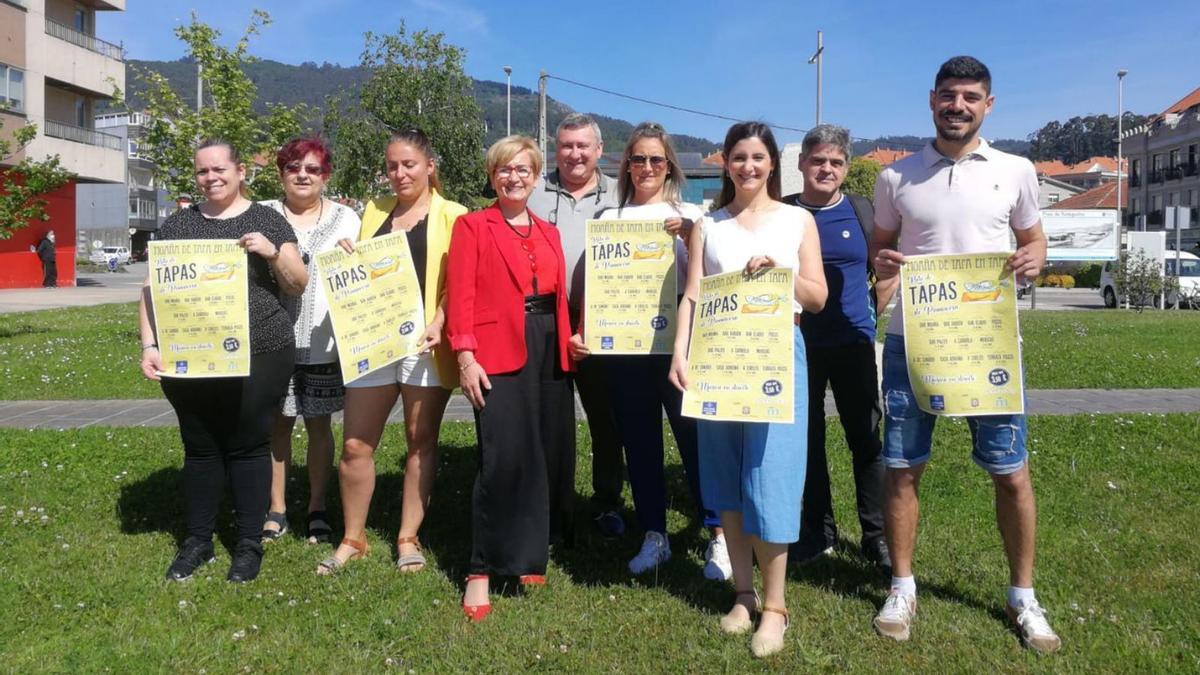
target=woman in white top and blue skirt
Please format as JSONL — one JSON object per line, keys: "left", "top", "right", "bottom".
{"left": 669, "top": 121, "right": 827, "bottom": 658}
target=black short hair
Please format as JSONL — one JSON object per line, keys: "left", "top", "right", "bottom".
{"left": 935, "top": 56, "right": 991, "bottom": 94}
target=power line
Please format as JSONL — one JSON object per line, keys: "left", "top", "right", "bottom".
{"left": 542, "top": 72, "right": 932, "bottom": 152}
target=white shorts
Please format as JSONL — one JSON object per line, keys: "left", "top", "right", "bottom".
{"left": 345, "top": 351, "right": 442, "bottom": 389}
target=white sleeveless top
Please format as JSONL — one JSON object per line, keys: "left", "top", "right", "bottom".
{"left": 701, "top": 203, "right": 805, "bottom": 313}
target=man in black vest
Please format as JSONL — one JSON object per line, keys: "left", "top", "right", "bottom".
{"left": 783, "top": 125, "right": 889, "bottom": 571}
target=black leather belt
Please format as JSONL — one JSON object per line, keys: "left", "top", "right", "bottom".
{"left": 524, "top": 293, "right": 556, "bottom": 314}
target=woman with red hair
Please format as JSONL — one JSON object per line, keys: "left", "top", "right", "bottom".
{"left": 260, "top": 137, "right": 361, "bottom": 544}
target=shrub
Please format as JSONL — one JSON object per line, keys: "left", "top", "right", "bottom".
{"left": 1075, "top": 263, "right": 1102, "bottom": 288}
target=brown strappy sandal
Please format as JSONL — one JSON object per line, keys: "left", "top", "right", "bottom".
{"left": 316, "top": 536, "right": 368, "bottom": 575}
{"left": 395, "top": 535, "right": 426, "bottom": 573}
{"left": 751, "top": 606, "right": 791, "bottom": 658}
{"left": 720, "top": 589, "right": 761, "bottom": 634}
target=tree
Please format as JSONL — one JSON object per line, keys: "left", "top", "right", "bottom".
{"left": 843, "top": 156, "right": 883, "bottom": 199}
{"left": 0, "top": 119, "right": 74, "bottom": 240}
{"left": 1026, "top": 113, "right": 1149, "bottom": 164}
{"left": 324, "top": 23, "right": 486, "bottom": 204}
{"left": 1111, "top": 249, "right": 1179, "bottom": 312}
{"left": 135, "top": 11, "right": 307, "bottom": 202}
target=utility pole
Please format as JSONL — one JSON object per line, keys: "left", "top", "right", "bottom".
{"left": 807, "top": 30, "right": 824, "bottom": 127}
{"left": 538, "top": 71, "right": 548, "bottom": 168}
{"left": 196, "top": 62, "right": 203, "bottom": 112}
{"left": 503, "top": 65, "right": 512, "bottom": 136}
{"left": 1116, "top": 69, "right": 1127, "bottom": 229}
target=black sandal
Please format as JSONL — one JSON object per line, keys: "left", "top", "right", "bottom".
{"left": 306, "top": 510, "right": 332, "bottom": 544}
{"left": 262, "top": 511, "right": 288, "bottom": 541}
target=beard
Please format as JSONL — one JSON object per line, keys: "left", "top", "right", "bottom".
{"left": 936, "top": 113, "right": 979, "bottom": 142}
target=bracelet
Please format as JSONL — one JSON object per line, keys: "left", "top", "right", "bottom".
{"left": 458, "top": 360, "right": 477, "bottom": 371}
{"left": 141, "top": 343, "right": 158, "bottom": 351}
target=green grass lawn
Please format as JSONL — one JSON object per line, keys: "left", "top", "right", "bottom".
{"left": 5, "top": 304, "right": 1198, "bottom": 399}
{"left": 1, "top": 415, "right": 1197, "bottom": 671}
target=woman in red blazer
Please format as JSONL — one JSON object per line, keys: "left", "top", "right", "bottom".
{"left": 446, "top": 135, "right": 575, "bottom": 622}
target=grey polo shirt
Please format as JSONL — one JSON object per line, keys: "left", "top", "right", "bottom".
{"left": 526, "top": 170, "right": 620, "bottom": 311}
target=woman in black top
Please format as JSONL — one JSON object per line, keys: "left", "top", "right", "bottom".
{"left": 138, "top": 138, "right": 308, "bottom": 583}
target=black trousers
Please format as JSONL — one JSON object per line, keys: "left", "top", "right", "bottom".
{"left": 471, "top": 312, "right": 576, "bottom": 576}
{"left": 161, "top": 348, "right": 294, "bottom": 542}
{"left": 800, "top": 340, "right": 886, "bottom": 547}
{"left": 569, "top": 308, "right": 625, "bottom": 512}
{"left": 42, "top": 260, "right": 56, "bottom": 288}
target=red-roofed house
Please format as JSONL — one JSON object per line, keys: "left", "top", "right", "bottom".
{"left": 861, "top": 147, "right": 912, "bottom": 166}
{"left": 1033, "top": 156, "right": 1125, "bottom": 191}
{"left": 1122, "top": 85, "right": 1200, "bottom": 251}
{"left": 1048, "top": 180, "right": 1126, "bottom": 210}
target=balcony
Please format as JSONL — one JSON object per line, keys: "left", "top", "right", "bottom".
{"left": 45, "top": 18, "right": 124, "bottom": 61}
{"left": 1129, "top": 174, "right": 1141, "bottom": 188}
{"left": 1150, "top": 169, "right": 1164, "bottom": 184}
{"left": 1184, "top": 162, "right": 1199, "bottom": 178}
{"left": 44, "top": 120, "right": 122, "bottom": 151}
{"left": 1165, "top": 166, "right": 1184, "bottom": 181}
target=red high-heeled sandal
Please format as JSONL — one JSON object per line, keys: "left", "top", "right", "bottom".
{"left": 462, "top": 574, "right": 491, "bottom": 622}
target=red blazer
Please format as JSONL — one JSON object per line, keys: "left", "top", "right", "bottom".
{"left": 446, "top": 204, "right": 574, "bottom": 375}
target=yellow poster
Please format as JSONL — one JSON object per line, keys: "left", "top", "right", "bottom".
{"left": 584, "top": 219, "right": 677, "bottom": 354}
{"left": 900, "top": 252, "right": 1024, "bottom": 416}
{"left": 317, "top": 232, "right": 425, "bottom": 384}
{"left": 148, "top": 240, "right": 250, "bottom": 378}
{"left": 682, "top": 269, "right": 794, "bottom": 423}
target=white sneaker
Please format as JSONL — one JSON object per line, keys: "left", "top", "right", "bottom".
{"left": 1006, "top": 600, "right": 1062, "bottom": 653}
{"left": 628, "top": 531, "right": 671, "bottom": 575}
{"left": 703, "top": 534, "right": 733, "bottom": 581}
{"left": 873, "top": 592, "right": 917, "bottom": 641}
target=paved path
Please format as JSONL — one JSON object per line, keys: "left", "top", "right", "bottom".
{"left": 1, "top": 389, "right": 1197, "bottom": 429}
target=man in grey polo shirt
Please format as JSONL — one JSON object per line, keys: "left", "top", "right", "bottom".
{"left": 869, "top": 56, "right": 1061, "bottom": 653}
{"left": 527, "top": 113, "right": 626, "bottom": 537}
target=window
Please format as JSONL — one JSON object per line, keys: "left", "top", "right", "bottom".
{"left": 75, "top": 98, "right": 88, "bottom": 128}
{"left": 1152, "top": 154, "right": 1163, "bottom": 170}
{"left": 1168, "top": 192, "right": 1177, "bottom": 207}
{"left": 1190, "top": 145, "right": 1198, "bottom": 165}
{"left": 1132, "top": 158, "right": 1141, "bottom": 176}
{"left": 1131, "top": 197, "right": 1140, "bottom": 214}
{"left": 1169, "top": 149, "right": 1180, "bottom": 168}
{"left": 128, "top": 198, "right": 138, "bottom": 218}
{"left": 1188, "top": 190, "right": 1197, "bottom": 207}
{"left": 127, "top": 140, "right": 139, "bottom": 158}
{"left": 0, "top": 64, "right": 24, "bottom": 113}
{"left": 1152, "top": 194, "right": 1162, "bottom": 211}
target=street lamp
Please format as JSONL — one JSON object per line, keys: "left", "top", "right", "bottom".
{"left": 1117, "top": 69, "right": 1127, "bottom": 229}
{"left": 503, "top": 65, "right": 512, "bottom": 136}
{"left": 807, "top": 31, "right": 823, "bottom": 127}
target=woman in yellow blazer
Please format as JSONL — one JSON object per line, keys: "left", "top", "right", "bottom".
{"left": 317, "top": 129, "right": 468, "bottom": 574}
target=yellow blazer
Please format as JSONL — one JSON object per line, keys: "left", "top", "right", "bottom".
{"left": 359, "top": 190, "right": 468, "bottom": 389}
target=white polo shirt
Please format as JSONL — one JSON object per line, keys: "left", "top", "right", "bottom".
{"left": 874, "top": 139, "right": 1040, "bottom": 335}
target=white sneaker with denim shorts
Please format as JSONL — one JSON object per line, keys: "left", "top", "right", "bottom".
{"left": 703, "top": 534, "right": 733, "bottom": 581}
{"left": 629, "top": 531, "right": 671, "bottom": 575}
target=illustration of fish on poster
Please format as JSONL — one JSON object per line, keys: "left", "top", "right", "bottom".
{"left": 316, "top": 232, "right": 425, "bottom": 384}
{"left": 681, "top": 268, "right": 794, "bottom": 423}
{"left": 900, "top": 252, "right": 1024, "bottom": 416}
{"left": 584, "top": 219, "right": 677, "bottom": 354}
{"left": 148, "top": 240, "right": 250, "bottom": 378}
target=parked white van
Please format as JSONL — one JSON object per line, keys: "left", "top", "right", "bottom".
{"left": 1100, "top": 250, "right": 1200, "bottom": 308}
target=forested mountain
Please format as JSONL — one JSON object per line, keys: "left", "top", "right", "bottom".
{"left": 123, "top": 58, "right": 1053, "bottom": 160}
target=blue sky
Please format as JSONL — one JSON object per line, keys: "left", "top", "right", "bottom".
{"left": 101, "top": 0, "right": 1200, "bottom": 147}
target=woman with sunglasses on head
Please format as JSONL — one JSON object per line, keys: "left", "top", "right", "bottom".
{"left": 447, "top": 135, "right": 575, "bottom": 622}
{"left": 139, "top": 138, "right": 308, "bottom": 583}
{"left": 315, "top": 129, "right": 467, "bottom": 575}
{"left": 259, "top": 137, "right": 361, "bottom": 545}
{"left": 579, "top": 122, "right": 728, "bottom": 581}
{"left": 669, "top": 121, "right": 827, "bottom": 658}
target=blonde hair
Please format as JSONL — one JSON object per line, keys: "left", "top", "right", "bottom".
{"left": 485, "top": 135, "right": 543, "bottom": 177}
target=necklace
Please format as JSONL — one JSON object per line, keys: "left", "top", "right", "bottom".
{"left": 503, "top": 210, "right": 533, "bottom": 239}
{"left": 283, "top": 197, "right": 323, "bottom": 229}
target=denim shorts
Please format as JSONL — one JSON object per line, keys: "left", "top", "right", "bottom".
{"left": 880, "top": 334, "right": 1027, "bottom": 475}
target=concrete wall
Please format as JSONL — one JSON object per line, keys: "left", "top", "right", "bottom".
{"left": 0, "top": 2, "right": 26, "bottom": 68}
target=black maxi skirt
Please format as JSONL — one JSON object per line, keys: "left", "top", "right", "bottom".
{"left": 470, "top": 309, "right": 576, "bottom": 576}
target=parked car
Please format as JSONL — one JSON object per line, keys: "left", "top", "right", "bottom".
{"left": 1100, "top": 250, "right": 1200, "bottom": 308}
{"left": 89, "top": 246, "right": 131, "bottom": 267}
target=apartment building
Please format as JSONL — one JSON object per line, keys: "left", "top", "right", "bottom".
{"left": 89, "top": 111, "right": 168, "bottom": 256}
{"left": 0, "top": 0, "right": 126, "bottom": 288}
{"left": 1124, "top": 86, "right": 1200, "bottom": 253}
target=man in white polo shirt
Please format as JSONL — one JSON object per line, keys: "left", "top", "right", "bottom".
{"left": 868, "top": 56, "right": 1060, "bottom": 653}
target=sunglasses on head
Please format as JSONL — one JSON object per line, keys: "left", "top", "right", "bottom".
{"left": 284, "top": 162, "right": 325, "bottom": 176}
{"left": 630, "top": 154, "right": 668, "bottom": 168}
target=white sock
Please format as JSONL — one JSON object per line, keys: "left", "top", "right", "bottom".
{"left": 890, "top": 575, "right": 916, "bottom": 597}
{"left": 1008, "top": 586, "right": 1036, "bottom": 609}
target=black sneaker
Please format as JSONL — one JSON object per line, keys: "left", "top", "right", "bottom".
{"left": 862, "top": 537, "right": 892, "bottom": 571}
{"left": 593, "top": 510, "right": 626, "bottom": 538}
{"left": 790, "top": 536, "right": 836, "bottom": 565}
{"left": 227, "top": 538, "right": 264, "bottom": 583}
{"left": 165, "top": 536, "right": 215, "bottom": 581}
